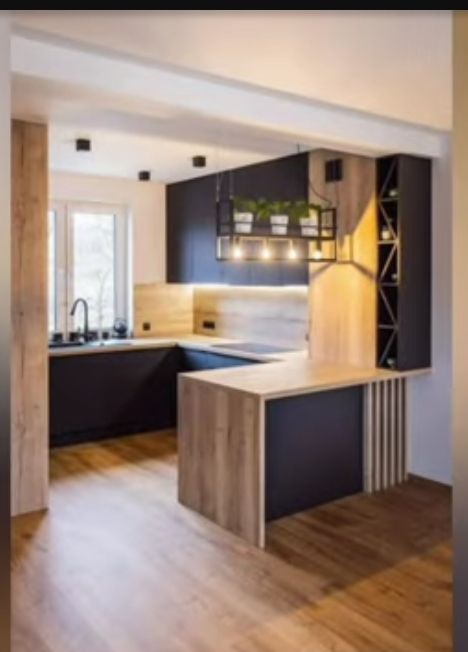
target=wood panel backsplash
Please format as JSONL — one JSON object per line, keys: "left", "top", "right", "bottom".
{"left": 134, "top": 283, "right": 194, "bottom": 337}
{"left": 11, "top": 120, "right": 49, "bottom": 516}
{"left": 308, "top": 150, "right": 378, "bottom": 367}
{"left": 193, "top": 286, "right": 309, "bottom": 348}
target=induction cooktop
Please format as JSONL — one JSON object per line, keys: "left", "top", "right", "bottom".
{"left": 211, "top": 341, "right": 297, "bottom": 355}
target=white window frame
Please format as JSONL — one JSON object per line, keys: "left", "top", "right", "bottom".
{"left": 49, "top": 199, "right": 130, "bottom": 337}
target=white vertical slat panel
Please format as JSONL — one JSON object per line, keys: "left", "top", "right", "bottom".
{"left": 364, "top": 384, "right": 373, "bottom": 492}
{"left": 388, "top": 380, "right": 398, "bottom": 487}
{"left": 382, "top": 380, "right": 389, "bottom": 489}
{"left": 374, "top": 382, "right": 381, "bottom": 490}
{"left": 363, "top": 377, "right": 407, "bottom": 493}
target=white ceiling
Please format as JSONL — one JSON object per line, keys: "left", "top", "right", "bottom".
{"left": 11, "top": 11, "right": 451, "bottom": 181}
{"left": 12, "top": 10, "right": 452, "bottom": 129}
{"left": 48, "top": 125, "right": 296, "bottom": 183}
{"left": 12, "top": 74, "right": 309, "bottom": 182}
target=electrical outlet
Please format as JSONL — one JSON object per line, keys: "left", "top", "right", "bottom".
{"left": 203, "top": 320, "right": 216, "bottom": 330}
{"left": 142, "top": 322, "right": 151, "bottom": 332}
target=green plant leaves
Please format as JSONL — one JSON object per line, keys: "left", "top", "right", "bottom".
{"left": 233, "top": 196, "right": 323, "bottom": 223}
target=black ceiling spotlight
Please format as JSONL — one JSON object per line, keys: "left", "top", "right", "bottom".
{"left": 75, "top": 138, "right": 91, "bottom": 152}
{"left": 138, "top": 170, "right": 151, "bottom": 182}
{"left": 192, "top": 155, "right": 206, "bottom": 168}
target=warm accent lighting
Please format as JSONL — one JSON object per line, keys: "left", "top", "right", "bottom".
{"left": 232, "top": 243, "right": 244, "bottom": 259}
{"left": 312, "top": 246, "right": 324, "bottom": 261}
{"left": 287, "top": 242, "right": 298, "bottom": 260}
{"left": 261, "top": 242, "right": 272, "bottom": 260}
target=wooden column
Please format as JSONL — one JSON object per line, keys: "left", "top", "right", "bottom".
{"left": 11, "top": 120, "right": 49, "bottom": 516}
{"left": 308, "top": 150, "right": 377, "bottom": 367}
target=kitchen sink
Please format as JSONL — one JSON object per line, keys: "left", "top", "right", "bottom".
{"left": 49, "top": 340, "right": 85, "bottom": 349}
{"left": 49, "top": 339, "right": 133, "bottom": 349}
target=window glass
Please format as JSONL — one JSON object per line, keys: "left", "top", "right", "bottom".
{"left": 71, "top": 211, "right": 116, "bottom": 331}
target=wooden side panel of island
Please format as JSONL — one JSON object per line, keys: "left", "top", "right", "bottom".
{"left": 178, "top": 375, "right": 265, "bottom": 547}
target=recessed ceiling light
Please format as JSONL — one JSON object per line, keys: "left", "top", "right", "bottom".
{"left": 75, "top": 138, "right": 91, "bottom": 152}
{"left": 192, "top": 155, "right": 206, "bottom": 168}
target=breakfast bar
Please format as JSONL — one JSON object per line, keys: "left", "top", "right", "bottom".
{"left": 178, "top": 360, "right": 427, "bottom": 547}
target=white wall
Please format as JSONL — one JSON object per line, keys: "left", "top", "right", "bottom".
{"left": 408, "top": 136, "right": 453, "bottom": 485}
{"left": 453, "top": 13, "right": 468, "bottom": 650}
{"left": 50, "top": 172, "right": 166, "bottom": 285}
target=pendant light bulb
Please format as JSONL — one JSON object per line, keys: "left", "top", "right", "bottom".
{"left": 312, "top": 246, "right": 324, "bottom": 261}
{"left": 288, "top": 242, "right": 298, "bottom": 260}
{"left": 233, "top": 242, "right": 244, "bottom": 259}
{"left": 261, "top": 242, "right": 272, "bottom": 260}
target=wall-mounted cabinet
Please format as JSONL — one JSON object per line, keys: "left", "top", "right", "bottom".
{"left": 376, "top": 154, "right": 431, "bottom": 370}
{"left": 166, "top": 153, "right": 310, "bottom": 285}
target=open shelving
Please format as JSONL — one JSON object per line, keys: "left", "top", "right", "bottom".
{"left": 376, "top": 154, "right": 431, "bottom": 371}
{"left": 215, "top": 198, "right": 337, "bottom": 262}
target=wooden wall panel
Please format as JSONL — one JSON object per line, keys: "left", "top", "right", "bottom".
{"left": 11, "top": 120, "right": 49, "bottom": 516}
{"left": 134, "top": 283, "right": 194, "bottom": 337}
{"left": 193, "top": 286, "right": 309, "bottom": 349}
{"left": 308, "top": 150, "right": 378, "bottom": 367}
{"left": 178, "top": 376, "right": 264, "bottom": 546}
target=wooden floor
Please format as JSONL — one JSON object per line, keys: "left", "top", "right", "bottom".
{"left": 13, "top": 432, "right": 452, "bottom": 652}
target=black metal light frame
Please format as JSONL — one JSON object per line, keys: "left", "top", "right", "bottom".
{"left": 215, "top": 196, "right": 337, "bottom": 262}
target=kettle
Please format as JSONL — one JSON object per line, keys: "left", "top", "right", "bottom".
{"left": 113, "top": 318, "right": 128, "bottom": 339}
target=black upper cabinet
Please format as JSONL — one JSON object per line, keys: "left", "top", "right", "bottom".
{"left": 166, "top": 183, "right": 194, "bottom": 283}
{"left": 166, "top": 153, "right": 309, "bottom": 285}
{"left": 376, "top": 154, "right": 431, "bottom": 371}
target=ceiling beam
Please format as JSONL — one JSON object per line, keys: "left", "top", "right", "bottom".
{"left": 11, "top": 31, "right": 446, "bottom": 158}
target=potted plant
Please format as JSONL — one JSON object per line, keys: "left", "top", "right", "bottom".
{"left": 233, "top": 196, "right": 256, "bottom": 234}
{"left": 254, "top": 197, "right": 271, "bottom": 223}
{"left": 290, "top": 200, "right": 321, "bottom": 236}
{"left": 269, "top": 200, "right": 290, "bottom": 235}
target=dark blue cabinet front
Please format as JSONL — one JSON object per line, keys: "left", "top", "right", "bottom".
{"left": 182, "top": 349, "right": 261, "bottom": 371}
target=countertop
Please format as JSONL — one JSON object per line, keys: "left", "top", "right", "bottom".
{"left": 49, "top": 334, "right": 430, "bottom": 398}
{"left": 180, "top": 358, "right": 431, "bottom": 400}
{"left": 48, "top": 334, "right": 306, "bottom": 363}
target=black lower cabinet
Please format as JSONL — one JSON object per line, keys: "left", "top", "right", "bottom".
{"left": 182, "top": 349, "right": 261, "bottom": 371}
{"left": 265, "top": 386, "right": 363, "bottom": 521}
{"left": 50, "top": 347, "right": 181, "bottom": 446}
{"left": 50, "top": 347, "right": 260, "bottom": 446}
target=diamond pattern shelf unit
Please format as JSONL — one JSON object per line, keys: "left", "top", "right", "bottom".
{"left": 376, "top": 154, "right": 431, "bottom": 371}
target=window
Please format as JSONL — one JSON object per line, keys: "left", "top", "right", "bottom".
{"left": 49, "top": 201, "right": 129, "bottom": 336}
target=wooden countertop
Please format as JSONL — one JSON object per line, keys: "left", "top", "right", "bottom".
{"left": 49, "top": 335, "right": 429, "bottom": 398}
{"left": 180, "top": 358, "right": 430, "bottom": 399}
{"left": 48, "top": 334, "right": 304, "bottom": 363}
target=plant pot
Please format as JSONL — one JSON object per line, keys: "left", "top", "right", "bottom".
{"left": 270, "top": 214, "right": 289, "bottom": 236}
{"left": 300, "top": 212, "right": 319, "bottom": 237}
{"left": 234, "top": 211, "right": 253, "bottom": 234}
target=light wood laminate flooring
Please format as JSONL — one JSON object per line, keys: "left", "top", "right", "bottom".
{"left": 13, "top": 432, "right": 452, "bottom": 652}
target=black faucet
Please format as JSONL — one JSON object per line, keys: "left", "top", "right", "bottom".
{"left": 70, "top": 298, "right": 90, "bottom": 342}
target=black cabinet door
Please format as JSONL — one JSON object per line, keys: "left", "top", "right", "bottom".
{"left": 190, "top": 175, "right": 223, "bottom": 283}
{"left": 167, "top": 176, "right": 223, "bottom": 284}
{"left": 166, "top": 184, "right": 193, "bottom": 283}
{"left": 166, "top": 153, "right": 309, "bottom": 285}
{"left": 182, "top": 349, "right": 209, "bottom": 371}
{"left": 181, "top": 348, "right": 261, "bottom": 371}
{"left": 50, "top": 348, "right": 181, "bottom": 445}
